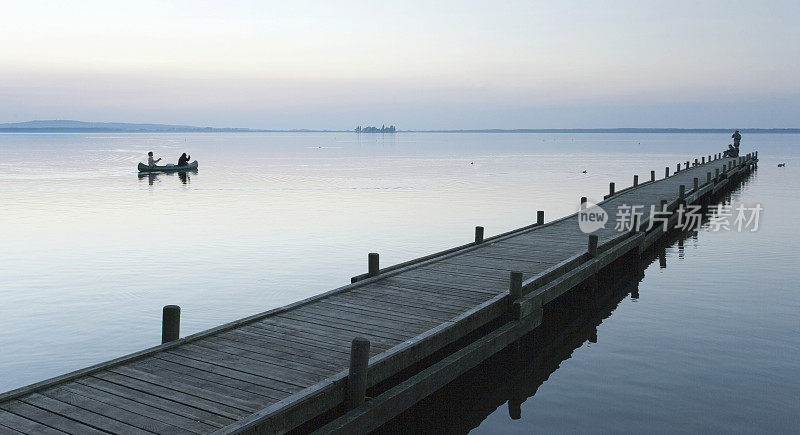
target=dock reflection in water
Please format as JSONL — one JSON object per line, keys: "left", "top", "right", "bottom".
{"left": 375, "top": 228, "right": 700, "bottom": 434}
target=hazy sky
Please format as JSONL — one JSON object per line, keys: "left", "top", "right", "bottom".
{"left": 1, "top": 1, "right": 798, "bottom": 129}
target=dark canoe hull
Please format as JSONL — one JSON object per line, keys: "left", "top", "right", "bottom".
{"left": 138, "top": 161, "right": 198, "bottom": 172}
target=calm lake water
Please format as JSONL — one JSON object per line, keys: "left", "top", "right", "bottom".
{"left": 0, "top": 132, "right": 798, "bottom": 432}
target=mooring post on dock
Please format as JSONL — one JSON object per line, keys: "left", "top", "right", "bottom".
{"left": 665, "top": 167, "right": 670, "bottom": 178}
{"left": 161, "top": 305, "right": 181, "bottom": 344}
{"left": 660, "top": 199, "right": 668, "bottom": 212}
{"left": 580, "top": 196, "right": 587, "bottom": 208}
{"left": 707, "top": 172, "right": 712, "bottom": 184}
{"left": 587, "top": 235, "right": 598, "bottom": 258}
{"left": 509, "top": 271, "right": 523, "bottom": 301}
{"left": 679, "top": 185, "right": 685, "bottom": 203}
{"left": 633, "top": 175, "right": 639, "bottom": 187}
{"left": 693, "top": 177, "right": 699, "bottom": 192}
{"left": 537, "top": 210, "right": 544, "bottom": 225}
{"left": 702, "top": 156, "right": 705, "bottom": 164}
{"left": 609, "top": 182, "right": 615, "bottom": 197}
{"left": 630, "top": 214, "right": 640, "bottom": 234}
{"left": 650, "top": 170, "right": 655, "bottom": 182}
{"left": 676, "top": 163, "right": 680, "bottom": 173}
{"left": 368, "top": 253, "right": 380, "bottom": 277}
{"left": 347, "top": 337, "right": 371, "bottom": 409}
{"left": 474, "top": 226, "right": 484, "bottom": 244}
{"left": 694, "top": 158, "right": 698, "bottom": 166}
{"left": 685, "top": 161, "right": 690, "bottom": 170}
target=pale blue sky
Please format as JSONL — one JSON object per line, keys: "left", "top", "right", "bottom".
{"left": 1, "top": 1, "right": 798, "bottom": 129}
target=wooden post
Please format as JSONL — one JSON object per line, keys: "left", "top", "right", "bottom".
{"left": 609, "top": 182, "right": 615, "bottom": 196}
{"left": 347, "top": 337, "right": 370, "bottom": 409}
{"left": 537, "top": 210, "right": 544, "bottom": 225}
{"left": 650, "top": 170, "right": 655, "bottom": 182}
{"left": 676, "top": 163, "right": 681, "bottom": 173}
{"left": 708, "top": 155, "right": 711, "bottom": 162}
{"left": 630, "top": 214, "right": 640, "bottom": 234}
{"left": 474, "top": 226, "right": 484, "bottom": 244}
{"left": 702, "top": 156, "right": 705, "bottom": 164}
{"left": 162, "top": 305, "right": 180, "bottom": 344}
{"left": 580, "top": 196, "right": 587, "bottom": 209}
{"left": 633, "top": 175, "right": 638, "bottom": 187}
{"left": 693, "top": 177, "right": 699, "bottom": 191}
{"left": 665, "top": 167, "right": 670, "bottom": 178}
{"left": 685, "top": 161, "right": 690, "bottom": 170}
{"left": 707, "top": 172, "right": 712, "bottom": 184}
{"left": 509, "top": 271, "right": 523, "bottom": 300}
{"left": 679, "top": 185, "right": 685, "bottom": 202}
{"left": 660, "top": 199, "right": 668, "bottom": 212}
{"left": 715, "top": 168, "right": 720, "bottom": 181}
{"left": 368, "top": 253, "right": 379, "bottom": 276}
{"left": 587, "top": 235, "right": 598, "bottom": 258}
{"left": 694, "top": 158, "right": 698, "bottom": 166}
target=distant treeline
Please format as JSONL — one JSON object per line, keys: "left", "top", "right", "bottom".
{"left": 355, "top": 125, "right": 396, "bottom": 133}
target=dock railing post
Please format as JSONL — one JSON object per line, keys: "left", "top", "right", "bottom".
{"left": 509, "top": 271, "right": 523, "bottom": 301}
{"left": 162, "top": 305, "right": 180, "bottom": 344}
{"left": 580, "top": 197, "right": 587, "bottom": 208}
{"left": 650, "top": 170, "right": 655, "bottom": 182}
{"left": 693, "top": 177, "right": 699, "bottom": 192}
{"left": 707, "top": 172, "right": 712, "bottom": 185}
{"left": 694, "top": 158, "right": 699, "bottom": 166}
{"left": 702, "top": 156, "right": 705, "bottom": 164}
{"left": 665, "top": 167, "right": 670, "bottom": 178}
{"left": 474, "top": 226, "right": 484, "bottom": 244}
{"left": 676, "top": 163, "right": 681, "bottom": 173}
{"left": 587, "top": 235, "right": 598, "bottom": 258}
{"left": 537, "top": 210, "right": 544, "bottom": 225}
{"left": 685, "top": 161, "right": 690, "bottom": 170}
{"left": 368, "top": 253, "right": 380, "bottom": 277}
{"left": 633, "top": 175, "right": 639, "bottom": 187}
{"left": 347, "top": 337, "right": 370, "bottom": 409}
{"left": 609, "top": 182, "right": 615, "bottom": 197}
{"left": 679, "top": 185, "right": 685, "bottom": 203}
{"left": 630, "top": 214, "right": 640, "bottom": 234}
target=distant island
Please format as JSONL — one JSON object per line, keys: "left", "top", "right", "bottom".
{"left": 1, "top": 120, "right": 798, "bottom": 134}
{"left": 355, "top": 125, "right": 396, "bottom": 133}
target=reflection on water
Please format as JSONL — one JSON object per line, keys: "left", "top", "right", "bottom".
{"left": 137, "top": 169, "right": 198, "bottom": 185}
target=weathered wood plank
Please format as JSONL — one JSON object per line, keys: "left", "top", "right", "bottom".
{"left": 0, "top": 409, "right": 65, "bottom": 435}
{"left": 107, "top": 365, "right": 265, "bottom": 412}
{"left": 92, "top": 371, "right": 250, "bottom": 419}
{"left": 166, "top": 346, "right": 324, "bottom": 388}
{"left": 190, "top": 338, "right": 336, "bottom": 376}
{"left": 23, "top": 392, "right": 154, "bottom": 435}
{"left": 74, "top": 377, "right": 231, "bottom": 428}
{"left": 125, "top": 357, "right": 287, "bottom": 403}
{"left": 58, "top": 381, "right": 218, "bottom": 433}
{"left": 0, "top": 400, "right": 107, "bottom": 435}
{"left": 41, "top": 386, "right": 194, "bottom": 434}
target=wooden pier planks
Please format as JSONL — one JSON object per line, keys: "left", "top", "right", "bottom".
{"left": 0, "top": 156, "right": 753, "bottom": 434}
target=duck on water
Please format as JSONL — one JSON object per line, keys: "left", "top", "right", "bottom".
{"left": 138, "top": 151, "right": 198, "bottom": 172}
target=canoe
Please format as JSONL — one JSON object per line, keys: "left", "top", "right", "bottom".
{"left": 138, "top": 160, "right": 198, "bottom": 172}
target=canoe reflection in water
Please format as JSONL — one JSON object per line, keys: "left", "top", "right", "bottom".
{"left": 137, "top": 169, "right": 198, "bottom": 186}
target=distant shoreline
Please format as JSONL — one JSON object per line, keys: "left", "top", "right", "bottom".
{"left": 1, "top": 128, "right": 799, "bottom": 134}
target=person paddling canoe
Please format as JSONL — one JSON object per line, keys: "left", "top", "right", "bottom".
{"left": 178, "top": 152, "right": 191, "bottom": 166}
{"left": 147, "top": 151, "right": 161, "bottom": 167}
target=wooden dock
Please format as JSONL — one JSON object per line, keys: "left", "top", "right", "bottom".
{"left": 0, "top": 153, "right": 758, "bottom": 434}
